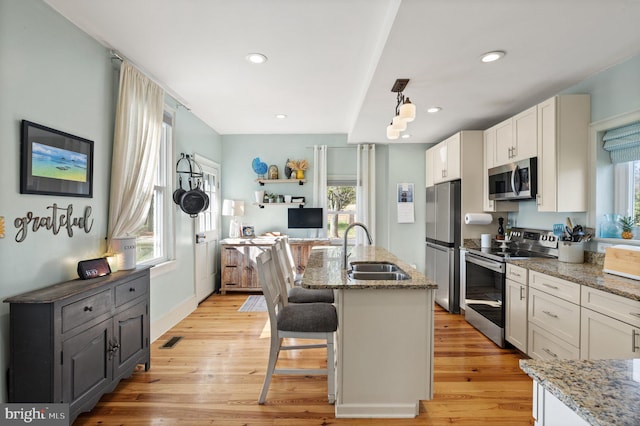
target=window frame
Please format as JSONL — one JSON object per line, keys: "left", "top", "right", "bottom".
{"left": 136, "top": 107, "right": 176, "bottom": 268}
{"left": 326, "top": 178, "right": 357, "bottom": 242}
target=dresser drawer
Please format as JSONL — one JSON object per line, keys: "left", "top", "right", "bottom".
{"left": 581, "top": 286, "right": 640, "bottom": 328}
{"left": 528, "top": 287, "right": 580, "bottom": 347}
{"left": 115, "top": 275, "right": 148, "bottom": 307}
{"left": 529, "top": 270, "right": 580, "bottom": 304}
{"left": 528, "top": 323, "right": 579, "bottom": 360}
{"left": 62, "top": 290, "right": 112, "bottom": 333}
{"left": 506, "top": 264, "right": 527, "bottom": 285}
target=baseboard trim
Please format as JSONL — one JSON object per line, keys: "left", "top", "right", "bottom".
{"left": 150, "top": 296, "right": 197, "bottom": 342}
{"left": 335, "top": 402, "right": 419, "bottom": 418}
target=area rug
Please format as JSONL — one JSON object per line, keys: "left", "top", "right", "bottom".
{"left": 238, "top": 295, "right": 267, "bottom": 312}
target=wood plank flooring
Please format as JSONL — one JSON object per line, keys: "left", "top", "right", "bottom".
{"left": 75, "top": 294, "right": 534, "bottom": 425}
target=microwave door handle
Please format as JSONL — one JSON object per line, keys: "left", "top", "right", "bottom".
{"left": 511, "top": 165, "right": 521, "bottom": 196}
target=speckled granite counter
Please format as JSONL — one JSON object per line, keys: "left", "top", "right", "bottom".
{"left": 508, "top": 258, "right": 640, "bottom": 302}
{"left": 520, "top": 358, "right": 640, "bottom": 426}
{"left": 301, "top": 245, "right": 437, "bottom": 290}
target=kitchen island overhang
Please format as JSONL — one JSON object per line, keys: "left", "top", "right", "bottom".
{"left": 302, "top": 245, "right": 437, "bottom": 418}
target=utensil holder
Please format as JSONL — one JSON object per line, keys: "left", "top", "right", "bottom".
{"left": 558, "top": 241, "right": 584, "bottom": 263}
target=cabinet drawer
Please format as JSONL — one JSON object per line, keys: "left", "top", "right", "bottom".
{"left": 528, "top": 323, "right": 579, "bottom": 360}
{"left": 528, "top": 287, "right": 580, "bottom": 347}
{"left": 62, "top": 290, "right": 112, "bottom": 333}
{"left": 529, "top": 270, "right": 580, "bottom": 304}
{"left": 222, "top": 247, "right": 242, "bottom": 266}
{"left": 506, "top": 264, "right": 527, "bottom": 284}
{"left": 115, "top": 276, "right": 148, "bottom": 307}
{"left": 581, "top": 286, "right": 640, "bottom": 328}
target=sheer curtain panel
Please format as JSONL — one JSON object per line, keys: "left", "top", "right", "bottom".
{"left": 356, "top": 144, "right": 376, "bottom": 245}
{"left": 107, "top": 61, "right": 165, "bottom": 247}
{"left": 313, "top": 145, "right": 328, "bottom": 238}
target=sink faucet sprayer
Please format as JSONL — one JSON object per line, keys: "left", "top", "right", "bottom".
{"left": 343, "top": 222, "right": 373, "bottom": 269}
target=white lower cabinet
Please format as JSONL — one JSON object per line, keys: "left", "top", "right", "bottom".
{"left": 532, "top": 382, "right": 588, "bottom": 426}
{"left": 580, "top": 286, "right": 640, "bottom": 359}
{"left": 505, "top": 264, "right": 528, "bottom": 352}
{"left": 526, "top": 270, "right": 580, "bottom": 360}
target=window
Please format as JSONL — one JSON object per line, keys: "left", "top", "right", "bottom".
{"left": 327, "top": 181, "right": 356, "bottom": 239}
{"left": 134, "top": 110, "right": 175, "bottom": 263}
{"left": 614, "top": 160, "right": 640, "bottom": 234}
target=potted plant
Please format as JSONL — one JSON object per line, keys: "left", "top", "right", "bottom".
{"left": 618, "top": 216, "right": 635, "bottom": 239}
{"left": 265, "top": 192, "right": 276, "bottom": 203}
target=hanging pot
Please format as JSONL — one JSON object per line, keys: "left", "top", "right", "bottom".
{"left": 180, "top": 179, "right": 208, "bottom": 217}
{"left": 172, "top": 176, "right": 186, "bottom": 205}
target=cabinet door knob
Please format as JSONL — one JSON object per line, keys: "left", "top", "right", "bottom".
{"left": 84, "top": 306, "right": 93, "bottom": 312}
{"left": 129, "top": 287, "right": 136, "bottom": 292}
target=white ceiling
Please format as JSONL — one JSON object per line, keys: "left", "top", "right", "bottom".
{"left": 44, "top": 0, "right": 640, "bottom": 144}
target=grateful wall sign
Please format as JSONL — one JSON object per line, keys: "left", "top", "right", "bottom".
{"left": 14, "top": 203, "right": 93, "bottom": 242}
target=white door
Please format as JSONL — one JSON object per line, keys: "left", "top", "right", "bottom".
{"left": 194, "top": 154, "right": 220, "bottom": 303}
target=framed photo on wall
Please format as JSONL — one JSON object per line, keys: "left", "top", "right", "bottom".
{"left": 20, "top": 120, "right": 94, "bottom": 197}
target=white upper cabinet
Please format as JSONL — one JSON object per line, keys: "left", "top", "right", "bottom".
{"left": 536, "top": 95, "right": 590, "bottom": 212}
{"left": 425, "top": 148, "right": 434, "bottom": 188}
{"left": 494, "top": 105, "right": 538, "bottom": 166}
{"left": 432, "top": 133, "right": 461, "bottom": 184}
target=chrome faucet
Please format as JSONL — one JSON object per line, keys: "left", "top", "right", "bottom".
{"left": 343, "top": 222, "right": 373, "bottom": 269}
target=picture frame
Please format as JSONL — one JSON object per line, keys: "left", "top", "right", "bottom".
{"left": 20, "top": 120, "right": 94, "bottom": 198}
{"left": 242, "top": 225, "right": 255, "bottom": 238}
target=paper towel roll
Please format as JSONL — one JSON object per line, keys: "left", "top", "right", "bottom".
{"left": 464, "top": 213, "right": 493, "bottom": 225}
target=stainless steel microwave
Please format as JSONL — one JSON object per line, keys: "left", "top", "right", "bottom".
{"left": 488, "top": 157, "right": 537, "bottom": 201}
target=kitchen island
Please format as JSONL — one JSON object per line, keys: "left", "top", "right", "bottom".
{"left": 520, "top": 358, "right": 640, "bottom": 426}
{"left": 301, "top": 245, "right": 437, "bottom": 418}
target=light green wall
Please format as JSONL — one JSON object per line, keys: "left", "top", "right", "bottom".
{"left": 220, "top": 134, "right": 349, "bottom": 238}
{"left": 510, "top": 55, "right": 640, "bottom": 230}
{"left": 0, "top": 0, "right": 221, "bottom": 403}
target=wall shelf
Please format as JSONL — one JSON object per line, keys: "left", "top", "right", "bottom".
{"left": 256, "top": 179, "right": 305, "bottom": 186}
{"left": 254, "top": 202, "right": 305, "bottom": 209}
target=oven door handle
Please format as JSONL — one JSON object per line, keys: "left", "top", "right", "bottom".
{"left": 465, "top": 253, "right": 505, "bottom": 274}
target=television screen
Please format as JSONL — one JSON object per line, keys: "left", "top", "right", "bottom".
{"left": 287, "top": 208, "right": 323, "bottom": 229}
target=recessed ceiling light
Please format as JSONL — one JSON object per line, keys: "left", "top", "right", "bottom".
{"left": 401, "top": 134, "right": 412, "bottom": 139}
{"left": 481, "top": 50, "right": 506, "bottom": 63}
{"left": 427, "top": 107, "right": 442, "bottom": 113}
{"left": 246, "top": 53, "right": 268, "bottom": 64}
{"left": 275, "top": 114, "right": 287, "bottom": 119}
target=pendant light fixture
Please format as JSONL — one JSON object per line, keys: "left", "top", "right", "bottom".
{"left": 386, "top": 78, "right": 416, "bottom": 139}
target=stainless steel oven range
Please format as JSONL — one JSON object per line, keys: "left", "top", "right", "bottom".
{"left": 464, "top": 227, "right": 558, "bottom": 348}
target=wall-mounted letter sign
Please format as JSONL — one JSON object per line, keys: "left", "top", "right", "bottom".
{"left": 14, "top": 204, "right": 93, "bottom": 242}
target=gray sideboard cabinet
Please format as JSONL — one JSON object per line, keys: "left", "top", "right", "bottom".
{"left": 3, "top": 267, "right": 151, "bottom": 423}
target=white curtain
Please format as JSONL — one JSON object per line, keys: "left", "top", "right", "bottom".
{"left": 356, "top": 144, "right": 376, "bottom": 245}
{"left": 312, "top": 145, "right": 328, "bottom": 238}
{"left": 107, "top": 61, "right": 165, "bottom": 246}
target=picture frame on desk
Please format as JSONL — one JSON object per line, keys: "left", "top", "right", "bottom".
{"left": 242, "top": 225, "right": 255, "bottom": 237}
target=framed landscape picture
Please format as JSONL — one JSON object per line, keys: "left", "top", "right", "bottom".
{"left": 20, "top": 120, "right": 94, "bottom": 197}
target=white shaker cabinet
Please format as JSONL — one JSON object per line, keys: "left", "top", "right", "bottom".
{"left": 505, "top": 264, "right": 528, "bottom": 353}
{"left": 580, "top": 286, "right": 640, "bottom": 359}
{"left": 495, "top": 106, "right": 537, "bottom": 166}
{"left": 433, "top": 133, "right": 461, "bottom": 184}
{"left": 536, "top": 94, "right": 590, "bottom": 212}
{"left": 425, "top": 148, "right": 434, "bottom": 188}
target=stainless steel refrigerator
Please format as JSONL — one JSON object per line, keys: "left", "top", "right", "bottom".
{"left": 425, "top": 180, "right": 461, "bottom": 313}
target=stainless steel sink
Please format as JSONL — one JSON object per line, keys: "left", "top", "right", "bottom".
{"left": 347, "top": 271, "right": 410, "bottom": 280}
{"left": 349, "top": 261, "right": 400, "bottom": 272}
{"left": 347, "top": 262, "right": 410, "bottom": 280}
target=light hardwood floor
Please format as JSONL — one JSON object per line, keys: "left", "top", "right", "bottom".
{"left": 75, "top": 293, "right": 534, "bottom": 425}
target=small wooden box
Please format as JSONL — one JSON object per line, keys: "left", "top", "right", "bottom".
{"left": 603, "top": 246, "right": 640, "bottom": 280}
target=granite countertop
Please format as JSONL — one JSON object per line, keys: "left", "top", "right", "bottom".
{"left": 301, "top": 245, "right": 437, "bottom": 290}
{"left": 220, "top": 237, "right": 332, "bottom": 245}
{"left": 508, "top": 258, "right": 640, "bottom": 302}
{"left": 520, "top": 358, "right": 640, "bottom": 426}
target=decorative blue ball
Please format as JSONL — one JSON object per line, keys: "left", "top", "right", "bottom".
{"left": 252, "top": 157, "right": 268, "bottom": 175}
